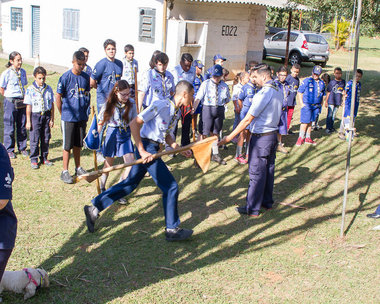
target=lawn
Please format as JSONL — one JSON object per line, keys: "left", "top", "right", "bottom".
{"left": 0, "top": 36, "right": 379, "bottom": 303}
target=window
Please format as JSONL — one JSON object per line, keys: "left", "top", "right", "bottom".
{"left": 272, "top": 33, "right": 285, "bottom": 41}
{"left": 289, "top": 33, "right": 299, "bottom": 42}
{"left": 63, "top": 9, "right": 79, "bottom": 40}
{"left": 11, "top": 7, "right": 23, "bottom": 31}
{"left": 305, "top": 34, "right": 320, "bottom": 44}
{"left": 139, "top": 8, "right": 156, "bottom": 43}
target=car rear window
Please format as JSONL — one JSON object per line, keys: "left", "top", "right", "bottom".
{"left": 290, "top": 33, "right": 299, "bottom": 42}
{"left": 305, "top": 34, "right": 328, "bottom": 44}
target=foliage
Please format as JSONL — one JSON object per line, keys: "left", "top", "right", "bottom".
{"left": 322, "top": 17, "right": 352, "bottom": 49}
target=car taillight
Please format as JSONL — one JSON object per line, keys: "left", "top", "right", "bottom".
{"left": 301, "top": 40, "right": 308, "bottom": 49}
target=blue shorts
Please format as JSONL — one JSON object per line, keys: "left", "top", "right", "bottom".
{"left": 300, "top": 105, "right": 320, "bottom": 124}
{"left": 102, "top": 127, "right": 133, "bottom": 158}
{"left": 278, "top": 110, "right": 288, "bottom": 135}
{"left": 202, "top": 105, "right": 225, "bottom": 136}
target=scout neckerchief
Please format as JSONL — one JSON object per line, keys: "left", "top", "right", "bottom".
{"left": 166, "top": 98, "right": 180, "bottom": 136}
{"left": 307, "top": 77, "right": 322, "bottom": 104}
{"left": 32, "top": 82, "right": 48, "bottom": 115}
{"left": 153, "top": 69, "right": 167, "bottom": 97}
{"left": 263, "top": 79, "right": 278, "bottom": 91}
{"left": 11, "top": 67, "right": 25, "bottom": 98}
{"left": 115, "top": 101, "right": 129, "bottom": 132}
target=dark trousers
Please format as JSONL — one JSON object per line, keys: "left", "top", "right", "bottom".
{"left": 92, "top": 139, "right": 180, "bottom": 229}
{"left": 3, "top": 98, "right": 27, "bottom": 153}
{"left": 0, "top": 249, "right": 13, "bottom": 282}
{"left": 181, "top": 113, "right": 192, "bottom": 146}
{"left": 246, "top": 133, "right": 278, "bottom": 214}
{"left": 30, "top": 112, "right": 51, "bottom": 163}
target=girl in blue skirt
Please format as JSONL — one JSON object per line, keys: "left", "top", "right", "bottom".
{"left": 98, "top": 80, "right": 137, "bottom": 198}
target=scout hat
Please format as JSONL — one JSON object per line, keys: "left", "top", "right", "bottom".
{"left": 312, "top": 65, "right": 322, "bottom": 75}
{"left": 192, "top": 60, "right": 204, "bottom": 68}
{"left": 212, "top": 64, "right": 224, "bottom": 77}
{"left": 213, "top": 54, "right": 226, "bottom": 61}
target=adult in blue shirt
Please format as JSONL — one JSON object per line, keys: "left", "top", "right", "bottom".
{"left": 219, "top": 64, "right": 282, "bottom": 217}
{"left": 84, "top": 81, "right": 194, "bottom": 241}
{"left": 0, "top": 142, "right": 17, "bottom": 281}
{"left": 91, "top": 39, "right": 123, "bottom": 113}
{"left": 56, "top": 51, "right": 91, "bottom": 184}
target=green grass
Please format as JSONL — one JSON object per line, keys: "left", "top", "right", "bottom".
{"left": 1, "top": 38, "right": 380, "bottom": 303}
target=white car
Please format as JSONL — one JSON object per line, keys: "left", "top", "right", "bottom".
{"left": 263, "top": 30, "right": 330, "bottom": 67}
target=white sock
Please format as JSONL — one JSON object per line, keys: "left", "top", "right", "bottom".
{"left": 100, "top": 174, "right": 108, "bottom": 190}
{"left": 236, "top": 146, "right": 242, "bottom": 157}
{"left": 212, "top": 141, "right": 219, "bottom": 155}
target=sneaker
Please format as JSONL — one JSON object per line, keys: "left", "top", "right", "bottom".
{"left": 43, "top": 160, "right": 54, "bottom": 166}
{"left": 304, "top": 138, "right": 317, "bottom": 145}
{"left": 211, "top": 154, "right": 227, "bottom": 165}
{"left": 20, "top": 150, "right": 29, "bottom": 157}
{"left": 235, "top": 206, "right": 260, "bottom": 217}
{"left": 75, "top": 167, "right": 88, "bottom": 176}
{"left": 84, "top": 205, "right": 99, "bottom": 233}
{"left": 295, "top": 137, "right": 304, "bottom": 146}
{"left": 314, "top": 125, "right": 322, "bottom": 130}
{"left": 338, "top": 133, "right": 346, "bottom": 141}
{"left": 276, "top": 143, "right": 289, "bottom": 154}
{"left": 60, "top": 170, "right": 73, "bottom": 184}
{"left": 8, "top": 152, "right": 16, "bottom": 159}
{"left": 165, "top": 227, "right": 193, "bottom": 242}
{"left": 234, "top": 155, "right": 248, "bottom": 164}
{"left": 31, "top": 163, "right": 39, "bottom": 169}
{"left": 325, "top": 128, "right": 333, "bottom": 134}
{"left": 118, "top": 197, "right": 128, "bottom": 205}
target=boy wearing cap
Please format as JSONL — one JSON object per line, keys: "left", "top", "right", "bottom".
{"left": 285, "top": 64, "right": 300, "bottom": 134}
{"left": 192, "top": 60, "right": 204, "bottom": 136}
{"left": 192, "top": 64, "right": 230, "bottom": 165}
{"left": 296, "top": 65, "right": 326, "bottom": 146}
{"left": 204, "top": 54, "right": 226, "bottom": 80}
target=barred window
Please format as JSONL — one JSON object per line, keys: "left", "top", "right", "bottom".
{"left": 11, "top": 7, "right": 23, "bottom": 32}
{"left": 63, "top": 9, "right": 80, "bottom": 40}
{"left": 139, "top": 8, "right": 156, "bottom": 43}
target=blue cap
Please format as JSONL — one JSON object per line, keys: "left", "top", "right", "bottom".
{"left": 213, "top": 54, "right": 226, "bottom": 61}
{"left": 312, "top": 65, "right": 322, "bottom": 75}
{"left": 84, "top": 114, "right": 100, "bottom": 150}
{"left": 212, "top": 64, "right": 224, "bottom": 77}
{"left": 192, "top": 59, "right": 204, "bottom": 68}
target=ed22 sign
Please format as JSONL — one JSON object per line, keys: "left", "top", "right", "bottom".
{"left": 221, "top": 25, "right": 237, "bottom": 36}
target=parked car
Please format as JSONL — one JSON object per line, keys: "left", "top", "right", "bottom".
{"left": 263, "top": 31, "right": 330, "bottom": 67}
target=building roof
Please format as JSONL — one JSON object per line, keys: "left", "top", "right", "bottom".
{"left": 186, "top": 0, "right": 314, "bottom": 11}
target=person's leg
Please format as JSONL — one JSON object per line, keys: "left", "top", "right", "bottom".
{"left": 3, "top": 99, "right": 16, "bottom": 153}
{"left": 63, "top": 150, "right": 71, "bottom": 171}
{"left": 73, "top": 121, "right": 87, "bottom": 169}
{"left": 181, "top": 113, "right": 192, "bottom": 146}
{"left": 332, "top": 106, "right": 339, "bottom": 129}
{"left": 287, "top": 106, "right": 295, "bottom": 130}
{"left": 0, "top": 249, "right": 13, "bottom": 282}
{"left": 29, "top": 114, "right": 41, "bottom": 164}
{"left": 121, "top": 153, "right": 134, "bottom": 180}
{"left": 73, "top": 146, "right": 81, "bottom": 168}
{"left": 262, "top": 135, "right": 278, "bottom": 208}
{"left": 16, "top": 107, "right": 28, "bottom": 152}
{"left": 100, "top": 157, "right": 115, "bottom": 190}
{"left": 41, "top": 114, "right": 52, "bottom": 162}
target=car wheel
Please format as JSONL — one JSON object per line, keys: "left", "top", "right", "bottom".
{"left": 321, "top": 61, "right": 327, "bottom": 68}
{"left": 262, "top": 48, "right": 267, "bottom": 60}
{"left": 289, "top": 52, "right": 301, "bottom": 66}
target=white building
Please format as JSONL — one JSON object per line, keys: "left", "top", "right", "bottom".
{"left": 1, "top": 0, "right": 309, "bottom": 76}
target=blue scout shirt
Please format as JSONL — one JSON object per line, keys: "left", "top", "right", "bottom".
{"left": 298, "top": 77, "right": 326, "bottom": 106}
{"left": 238, "top": 82, "right": 257, "bottom": 107}
{"left": 57, "top": 70, "right": 91, "bottom": 122}
{"left": 98, "top": 99, "right": 137, "bottom": 128}
{"left": 0, "top": 143, "right": 17, "bottom": 250}
{"left": 248, "top": 80, "right": 282, "bottom": 134}
{"left": 204, "top": 66, "right": 214, "bottom": 80}
{"left": 139, "top": 69, "right": 175, "bottom": 107}
{"left": 0, "top": 68, "right": 28, "bottom": 98}
{"left": 195, "top": 79, "right": 230, "bottom": 106}
{"left": 138, "top": 98, "right": 180, "bottom": 144}
{"left": 274, "top": 79, "right": 290, "bottom": 108}
{"left": 285, "top": 74, "right": 299, "bottom": 106}
{"left": 171, "top": 65, "right": 196, "bottom": 85}
{"left": 24, "top": 82, "right": 55, "bottom": 113}
{"left": 232, "top": 83, "right": 243, "bottom": 101}
{"left": 91, "top": 58, "right": 123, "bottom": 106}
{"left": 344, "top": 80, "right": 361, "bottom": 118}
{"left": 122, "top": 58, "right": 138, "bottom": 85}
{"left": 83, "top": 65, "right": 92, "bottom": 77}
{"left": 327, "top": 79, "right": 345, "bottom": 106}
{"left": 193, "top": 74, "right": 204, "bottom": 97}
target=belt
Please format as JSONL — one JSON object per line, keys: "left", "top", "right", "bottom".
{"left": 306, "top": 103, "right": 320, "bottom": 107}
{"left": 8, "top": 97, "right": 23, "bottom": 101}
{"left": 251, "top": 130, "right": 278, "bottom": 137}
{"left": 33, "top": 110, "right": 51, "bottom": 115}
{"left": 141, "top": 137, "right": 161, "bottom": 145}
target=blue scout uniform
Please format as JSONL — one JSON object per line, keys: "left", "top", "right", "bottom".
{"left": 204, "top": 66, "right": 214, "bottom": 80}
{"left": 98, "top": 100, "right": 137, "bottom": 158}
{"left": 171, "top": 65, "right": 196, "bottom": 85}
{"left": 24, "top": 82, "right": 55, "bottom": 164}
{"left": 285, "top": 74, "right": 299, "bottom": 107}
{"left": 83, "top": 65, "right": 92, "bottom": 77}
{"left": 343, "top": 80, "right": 361, "bottom": 118}
{"left": 0, "top": 68, "right": 28, "bottom": 154}
{"left": 232, "top": 82, "right": 243, "bottom": 130}
{"left": 0, "top": 143, "right": 17, "bottom": 280}
{"left": 195, "top": 78, "right": 230, "bottom": 136}
{"left": 91, "top": 58, "right": 123, "bottom": 113}
{"left": 91, "top": 98, "right": 182, "bottom": 229}
{"left": 139, "top": 69, "right": 175, "bottom": 108}
{"left": 245, "top": 80, "right": 282, "bottom": 215}
{"left": 57, "top": 70, "right": 91, "bottom": 122}
{"left": 298, "top": 77, "right": 325, "bottom": 124}
{"left": 238, "top": 82, "right": 257, "bottom": 123}
{"left": 193, "top": 74, "right": 204, "bottom": 114}
{"left": 122, "top": 58, "right": 138, "bottom": 97}
{"left": 274, "top": 79, "right": 289, "bottom": 135}
{"left": 326, "top": 78, "right": 345, "bottom": 130}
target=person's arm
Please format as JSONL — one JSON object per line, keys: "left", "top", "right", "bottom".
{"left": 56, "top": 93, "right": 63, "bottom": 114}
{"left": 0, "top": 199, "right": 9, "bottom": 210}
{"left": 192, "top": 98, "right": 201, "bottom": 114}
{"left": 219, "top": 113, "right": 255, "bottom": 146}
{"left": 324, "top": 92, "right": 330, "bottom": 108}
{"left": 26, "top": 105, "right": 32, "bottom": 130}
{"left": 0, "top": 87, "right": 4, "bottom": 96}
{"left": 297, "top": 93, "right": 304, "bottom": 108}
{"left": 129, "top": 116, "right": 154, "bottom": 164}
{"left": 90, "top": 78, "right": 97, "bottom": 89}
{"left": 137, "top": 91, "right": 145, "bottom": 113}
{"left": 237, "top": 99, "right": 243, "bottom": 113}
{"left": 50, "top": 103, "right": 55, "bottom": 128}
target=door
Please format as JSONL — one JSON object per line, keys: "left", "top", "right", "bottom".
{"left": 31, "top": 6, "right": 40, "bottom": 58}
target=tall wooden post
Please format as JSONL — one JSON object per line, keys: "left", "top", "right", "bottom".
{"left": 284, "top": 10, "right": 292, "bottom": 68}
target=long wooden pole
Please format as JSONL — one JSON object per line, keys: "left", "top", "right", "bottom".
{"left": 134, "top": 67, "right": 139, "bottom": 114}
{"left": 91, "top": 106, "right": 101, "bottom": 194}
{"left": 340, "top": 0, "right": 362, "bottom": 238}
{"left": 162, "top": 0, "right": 168, "bottom": 52}
{"left": 284, "top": 10, "right": 292, "bottom": 68}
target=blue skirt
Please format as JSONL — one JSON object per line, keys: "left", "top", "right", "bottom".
{"left": 278, "top": 110, "right": 288, "bottom": 135}
{"left": 102, "top": 127, "right": 133, "bottom": 158}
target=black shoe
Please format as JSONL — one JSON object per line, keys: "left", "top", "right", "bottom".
{"left": 367, "top": 213, "right": 380, "bottom": 219}
{"left": 212, "top": 154, "right": 227, "bottom": 165}
{"left": 60, "top": 171, "right": 73, "bottom": 184}
{"left": 235, "top": 206, "right": 259, "bottom": 217}
{"left": 75, "top": 167, "right": 88, "bottom": 176}
{"left": 84, "top": 205, "right": 98, "bottom": 233}
{"left": 165, "top": 227, "right": 193, "bottom": 241}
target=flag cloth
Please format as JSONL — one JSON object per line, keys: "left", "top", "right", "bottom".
{"left": 84, "top": 114, "right": 100, "bottom": 150}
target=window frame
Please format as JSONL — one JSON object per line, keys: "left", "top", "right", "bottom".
{"left": 10, "top": 7, "right": 23, "bottom": 32}
{"left": 62, "top": 8, "right": 80, "bottom": 41}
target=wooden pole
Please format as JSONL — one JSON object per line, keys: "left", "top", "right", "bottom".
{"left": 340, "top": 0, "right": 362, "bottom": 238}
{"left": 134, "top": 67, "right": 139, "bottom": 114}
{"left": 162, "top": 0, "right": 168, "bottom": 52}
{"left": 298, "top": 11, "right": 302, "bottom": 30}
{"left": 284, "top": 10, "right": 292, "bottom": 68}
{"left": 91, "top": 106, "right": 101, "bottom": 195}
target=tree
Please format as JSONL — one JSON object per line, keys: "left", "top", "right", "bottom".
{"left": 322, "top": 17, "right": 351, "bottom": 49}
